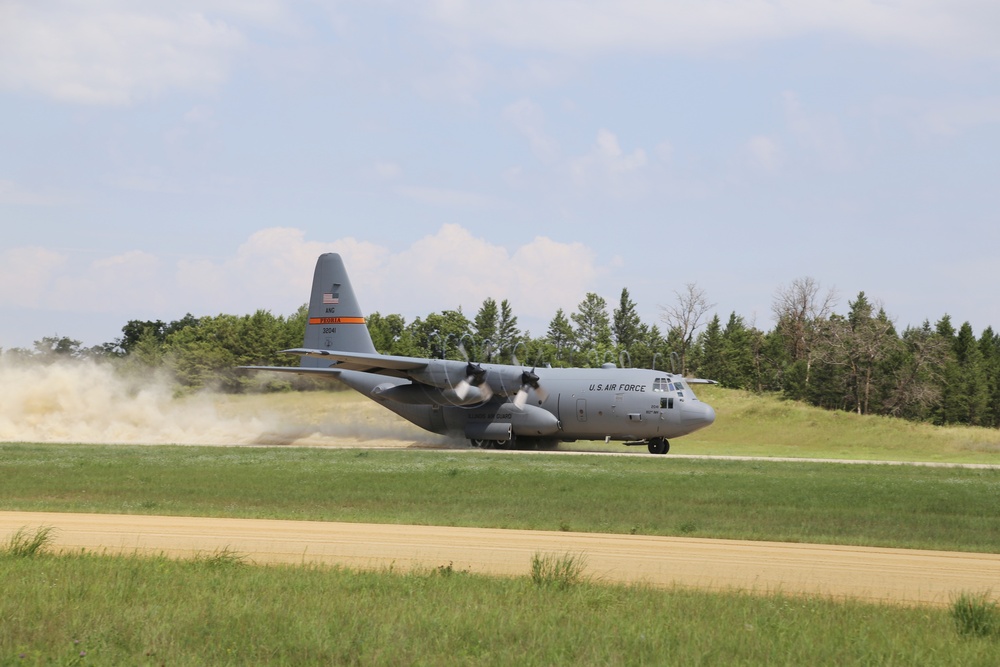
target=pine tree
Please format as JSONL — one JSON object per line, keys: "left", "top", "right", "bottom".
{"left": 954, "top": 321, "right": 989, "bottom": 425}
{"left": 695, "top": 314, "right": 724, "bottom": 382}
{"left": 571, "top": 293, "right": 613, "bottom": 353}
{"left": 932, "top": 314, "right": 961, "bottom": 424}
{"left": 720, "top": 313, "right": 756, "bottom": 389}
{"left": 979, "top": 327, "right": 1000, "bottom": 427}
{"left": 612, "top": 288, "right": 642, "bottom": 350}
{"left": 495, "top": 299, "right": 521, "bottom": 362}
{"left": 473, "top": 298, "right": 499, "bottom": 360}
{"left": 546, "top": 309, "right": 576, "bottom": 366}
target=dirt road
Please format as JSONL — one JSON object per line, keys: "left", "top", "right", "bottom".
{"left": 3, "top": 510, "right": 998, "bottom": 607}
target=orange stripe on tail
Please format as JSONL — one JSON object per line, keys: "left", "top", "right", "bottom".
{"left": 309, "top": 317, "right": 367, "bottom": 325}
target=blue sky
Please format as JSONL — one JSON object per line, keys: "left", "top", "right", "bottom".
{"left": 2, "top": 1, "right": 999, "bottom": 350}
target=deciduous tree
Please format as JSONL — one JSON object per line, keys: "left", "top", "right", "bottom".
{"left": 659, "top": 282, "right": 714, "bottom": 376}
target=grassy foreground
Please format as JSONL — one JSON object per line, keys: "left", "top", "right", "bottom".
{"left": 4, "top": 388, "right": 1000, "bottom": 664}
{"left": 2, "top": 545, "right": 999, "bottom": 666}
{"left": 1, "top": 443, "right": 999, "bottom": 552}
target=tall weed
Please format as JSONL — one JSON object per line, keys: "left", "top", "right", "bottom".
{"left": 530, "top": 552, "right": 587, "bottom": 590}
{"left": 3, "top": 526, "right": 54, "bottom": 558}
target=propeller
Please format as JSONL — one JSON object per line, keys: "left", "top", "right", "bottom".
{"left": 454, "top": 361, "right": 492, "bottom": 401}
{"left": 513, "top": 368, "right": 549, "bottom": 409}
{"left": 452, "top": 338, "right": 493, "bottom": 403}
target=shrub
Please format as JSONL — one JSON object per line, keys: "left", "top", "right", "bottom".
{"left": 530, "top": 552, "right": 587, "bottom": 590}
{"left": 951, "top": 591, "right": 997, "bottom": 637}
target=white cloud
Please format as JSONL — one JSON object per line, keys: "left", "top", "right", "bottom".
{"left": 782, "top": 91, "right": 852, "bottom": 169}
{"left": 746, "top": 135, "right": 782, "bottom": 171}
{"left": 0, "top": 180, "right": 61, "bottom": 206}
{"left": 370, "top": 224, "right": 599, "bottom": 327}
{"left": 176, "top": 227, "right": 388, "bottom": 314}
{"left": 0, "top": 2, "right": 247, "bottom": 104}
{"left": 570, "top": 129, "right": 649, "bottom": 195}
{"left": 874, "top": 95, "right": 1000, "bottom": 138}
{"left": 503, "top": 98, "right": 559, "bottom": 162}
{"left": 596, "top": 129, "right": 647, "bottom": 173}
{"left": 372, "top": 161, "right": 403, "bottom": 180}
{"left": 424, "top": 0, "right": 1000, "bottom": 62}
{"left": 0, "top": 226, "right": 602, "bottom": 341}
{"left": 73, "top": 251, "right": 165, "bottom": 311}
{"left": 0, "top": 247, "right": 67, "bottom": 308}
{"left": 410, "top": 52, "right": 487, "bottom": 106}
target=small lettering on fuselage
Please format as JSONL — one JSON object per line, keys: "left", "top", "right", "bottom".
{"left": 588, "top": 383, "right": 647, "bottom": 392}
{"left": 470, "top": 412, "right": 512, "bottom": 420}
{"left": 325, "top": 307, "right": 337, "bottom": 313}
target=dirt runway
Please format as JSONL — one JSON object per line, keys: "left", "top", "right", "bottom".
{"left": 3, "top": 510, "right": 998, "bottom": 607}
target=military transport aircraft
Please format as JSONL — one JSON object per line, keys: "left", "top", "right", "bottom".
{"left": 245, "top": 253, "right": 716, "bottom": 454}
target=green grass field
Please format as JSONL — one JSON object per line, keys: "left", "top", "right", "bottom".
{"left": 3, "top": 545, "right": 999, "bottom": 666}
{"left": 2, "top": 444, "right": 999, "bottom": 552}
{"left": 3, "top": 387, "right": 1000, "bottom": 664}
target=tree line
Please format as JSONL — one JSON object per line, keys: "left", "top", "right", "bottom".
{"left": 4, "top": 277, "right": 998, "bottom": 429}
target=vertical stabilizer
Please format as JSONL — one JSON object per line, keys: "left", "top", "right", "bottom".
{"left": 302, "top": 253, "right": 377, "bottom": 367}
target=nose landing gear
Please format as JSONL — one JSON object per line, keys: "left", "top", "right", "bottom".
{"left": 647, "top": 438, "right": 670, "bottom": 455}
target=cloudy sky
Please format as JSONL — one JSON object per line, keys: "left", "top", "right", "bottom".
{"left": 2, "top": 1, "right": 999, "bottom": 351}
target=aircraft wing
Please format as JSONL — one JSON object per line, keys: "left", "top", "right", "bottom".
{"left": 281, "top": 348, "right": 430, "bottom": 374}
{"left": 241, "top": 365, "right": 343, "bottom": 377}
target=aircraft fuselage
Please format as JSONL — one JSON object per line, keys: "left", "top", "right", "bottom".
{"left": 334, "top": 364, "right": 715, "bottom": 446}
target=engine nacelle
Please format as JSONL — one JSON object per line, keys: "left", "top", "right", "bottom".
{"left": 465, "top": 402, "right": 559, "bottom": 440}
{"left": 372, "top": 382, "right": 489, "bottom": 406}
{"left": 511, "top": 403, "right": 559, "bottom": 436}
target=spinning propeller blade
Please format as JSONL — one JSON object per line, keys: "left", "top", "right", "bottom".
{"left": 513, "top": 368, "right": 547, "bottom": 409}
{"left": 455, "top": 361, "right": 491, "bottom": 402}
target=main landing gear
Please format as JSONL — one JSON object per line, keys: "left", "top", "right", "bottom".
{"left": 647, "top": 438, "right": 670, "bottom": 455}
{"left": 470, "top": 438, "right": 513, "bottom": 450}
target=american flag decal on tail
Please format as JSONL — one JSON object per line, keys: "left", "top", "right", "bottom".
{"left": 323, "top": 293, "right": 339, "bottom": 304}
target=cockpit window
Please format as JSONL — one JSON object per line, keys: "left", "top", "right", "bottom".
{"left": 653, "top": 378, "right": 669, "bottom": 392}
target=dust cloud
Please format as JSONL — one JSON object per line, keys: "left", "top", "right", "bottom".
{"left": 0, "top": 359, "right": 269, "bottom": 445}
{"left": 0, "top": 359, "right": 445, "bottom": 448}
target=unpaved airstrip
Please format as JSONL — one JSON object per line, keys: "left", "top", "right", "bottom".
{"left": 3, "top": 509, "right": 999, "bottom": 607}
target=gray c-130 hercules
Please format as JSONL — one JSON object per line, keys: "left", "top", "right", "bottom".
{"left": 245, "top": 253, "right": 716, "bottom": 454}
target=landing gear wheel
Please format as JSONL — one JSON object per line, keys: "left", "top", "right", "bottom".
{"left": 647, "top": 438, "right": 670, "bottom": 455}
{"left": 470, "top": 438, "right": 488, "bottom": 449}
{"left": 494, "top": 435, "right": 515, "bottom": 450}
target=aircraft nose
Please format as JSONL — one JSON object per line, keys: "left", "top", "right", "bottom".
{"left": 682, "top": 401, "right": 716, "bottom": 429}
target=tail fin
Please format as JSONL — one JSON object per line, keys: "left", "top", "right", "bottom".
{"left": 301, "top": 253, "right": 377, "bottom": 367}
